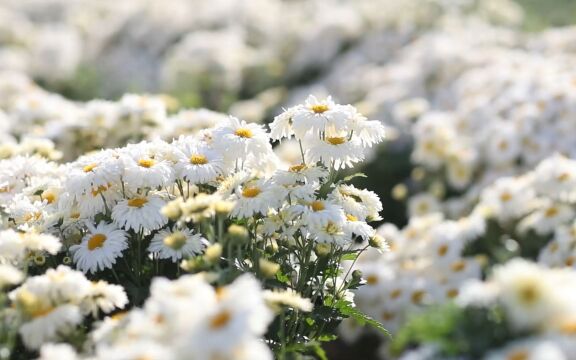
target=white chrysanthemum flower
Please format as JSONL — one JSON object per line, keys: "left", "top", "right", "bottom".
{"left": 271, "top": 163, "right": 328, "bottom": 186}
{"left": 408, "top": 193, "right": 442, "bottom": 218}
{"left": 269, "top": 107, "right": 296, "bottom": 140}
{"left": 148, "top": 228, "right": 205, "bottom": 262}
{"left": 346, "top": 108, "right": 386, "bottom": 147}
{"left": 83, "top": 281, "right": 128, "bottom": 315}
{"left": 484, "top": 338, "right": 567, "bottom": 360}
{"left": 532, "top": 154, "right": 576, "bottom": 202}
{"left": 120, "top": 143, "right": 175, "bottom": 191}
{"left": 480, "top": 176, "right": 536, "bottom": 222}
{"left": 70, "top": 222, "right": 128, "bottom": 274}
{"left": 303, "top": 132, "right": 364, "bottom": 170}
{"left": 230, "top": 180, "right": 286, "bottom": 218}
{"left": 298, "top": 199, "right": 346, "bottom": 228}
{"left": 290, "top": 95, "right": 352, "bottom": 139}
{"left": 308, "top": 220, "right": 349, "bottom": 245}
{"left": 19, "top": 304, "right": 82, "bottom": 350}
{"left": 519, "top": 201, "right": 575, "bottom": 236}
{"left": 329, "top": 184, "right": 383, "bottom": 222}
{"left": 37, "top": 343, "right": 78, "bottom": 360}
{"left": 344, "top": 215, "right": 376, "bottom": 242}
{"left": 112, "top": 194, "right": 168, "bottom": 233}
{"left": 65, "top": 150, "right": 122, "bottom": 197}
{"left": 211, "top": 116, "right": 273, "bottom": 164}
{"left": 95, "top": 341, "right": 176, "bottom": 360}
{"left": 174, "top": 140, "right": 225, "bottom": 184}
{"left": 77, "top": 183, "right": 123, "bottom": 218}
{"left": 0, "top": 264, "right": 23, "bottom": 288}
{"left": 0, "top": 230, "right": 61, "bottom": 262}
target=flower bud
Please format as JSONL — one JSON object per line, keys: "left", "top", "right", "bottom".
{"left": 228, "top": 224, "right": 249, "bottom": 243}
{"left": 161, "top": 199, "right": 183, "bottom": 221}
{"left": 259, "top": 259, "right": 280, "bottom": 278}
{"left": 391, "top": 184, "right": 408, "bottom": 200}
{"left": 204, "top": 243, "right": 222, "bottom": 263}
{"left": 315, "top": 243, "right": 331, "bottom": 257}
{"left": 369, "top": 234, "right": 388, "bottom": 251}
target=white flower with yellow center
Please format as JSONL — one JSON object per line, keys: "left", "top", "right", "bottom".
{"left": 77, "top": 183, "right": 122, "bottom": 218}
{"left": 230, "top": 180, "right": 286, "bottom": 218}
{"left": 174, "top": 141, "right": 225, "bottom": 184}
{"left": 211, "top": 116, "right": 273, "bottom": 165}
{"left": 19, "top": 304, "right": 82, "bottom": 350}
{"left": 346, "top": 108, "right": 386, "bottom": 147}
{"left": 66, "top": 150, "right": 122, "bottom": 197}
{"left": 70, "top": 222, "right": 128, "bottom": 274}
{"left": 303, "top": 131, "right": 365, "bottom": 170}
{"left": 120, "top": 142, "right": 175, "bottom": 191}
{"left": 111, "top": 194, "right": 168, "bottom": 233}
{"left": 329, "top": 184, "right": 383, "bottom": 222}
{"left": 298, "top": 199, "right": 346, "bottom": 228}
{"left": 148, "top": 228, "right": 205, "bottom": 262}
{"left": 290, "top": 95, "right": 352, "bottom": 139}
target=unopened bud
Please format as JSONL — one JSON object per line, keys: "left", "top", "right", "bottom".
{"left": 228, "top": 224, "right": 249, "bottom": 242}
{"left": 259, "top": 259, "right": 280, "bottom": 278}
{"left": 315, "top": 243, "right": 331, "bottom": 257}
{"left": 352, "top": 270, "right": 363, "bottom": 281}
{"left": 204, "top": 244, "right": 222, "bottom": 263}
{"left": 391, "top": 184, "right": 408, "bottom": 200}
{"left": 161, "top": 200, "right": 183, "bottom": 221}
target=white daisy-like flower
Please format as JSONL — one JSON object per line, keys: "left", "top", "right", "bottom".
{"left": 120, "top": 142, "right": 175, "bottom": 191}
{"left": 290, "top": 95, "right": 352, "bottom": 139}
{"left": 329, "top": 184, "right": 383, "bottom": 222}
{"left": 174, "top": 140, "right": 225, "bottom": 184}
{"left": 83, "top": 281, "right": 128, "bottom": 315}
{"left": 263, "top": 289, "right": 313, "bottom": 312}
{"left": 70, "top": 222, "right": 128, "bottom": 274}
{"left": 346, "top": 108, "right": 386, "bottom": 147}
{"left": 0, "top": 264, "right": 23, "bottom": 288}
{"left": 298, "top": 199, "right": 346, "bottom": 228}
{"left": 148, "top": 228, "right": 205, "bottom": 262}
{"left": 230, "top": 180, "right": 286, "bottom": 218}
{"left": 532, "top": 154, "right": 576, "bottom": 202}
{"left": 112, "top": 194, "right": 168, "bottom": 233}
{"left": 211, "top": 116, "right": 273, "bottom": 165}
{"left": 95, "top": 341, "right": 176, "bottom": 360}
{"left": 65, "top": 150, "right": 122, "bottom": 197}
{"left": 269, "top": 106, "right": 296, "bottom": 140}
{"left": 19, "top": 304, "right": 82, "bottom": 350}
{"left": 303, "top": 132, "right": 365, "bottom": 170}
{"left": 37, "top": 343, "right": 78, "bottom": 360}
{"left": 307, "top": 220, "right": 349, "bottom": 246}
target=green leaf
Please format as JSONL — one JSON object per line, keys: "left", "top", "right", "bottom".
{"left": 325, "top": 297, "right": 389, "bottom": 337}
{"left": 341, "top": 253, "right": 358, "bottom": 261}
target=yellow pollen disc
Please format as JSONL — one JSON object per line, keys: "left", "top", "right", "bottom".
{"left": 128, "top": 197, "right": 148, "bottom": 208}
{"left": 566, "top": 256, "right": 575, "bottom": 267}
{"left": 438, "top": 244, "right": 449, "bottom": 256}
{"left": 446, "top": 289, "right": 459, "bottom": 299}
{"left": 289, "top": 164, "right": 307, "bottom": 172}
{"left": 324, "top": 222, "right": 340, "bottom": 235}
{"left": 366, "top": 275, "right": 378, "bottom": 285}
{"left": 215, "top": 287, "right": 228, "bottom": 301}
{"left": 70, "top": 211, "right": 80, "bottom": 219}
{"left": 210, "top": 310, "right": 231, "bottom": 329}
{"left": 325, "top": 136, "right": 346, "bottom": 145}
{"left": 390, "top": 289, "right": 402, "bottom": 299}
{"left": 411, "top": 290, "right": 425, "bottom": 304}
{"left": 0, "top": 186, "right": 12, "bottom": 193}
{"left": 451, "top": 261, "right": 466, "bottom": 272}
{"left": 234, "top": 128, "right": 253, "bottom": 138}
{"left": 138, "top": 158, "right": 156, "bottom": 168}
{"left": 91, "top": 185, "right": 108, "bottom": 197}
{"left": 190, "top": 154, "right": 208, "bottom": 165}
{"left": 500, "top": 192, "right": 512, "bottom": 202}
{"left": 242, "top": 187, "right": 261, "bottom": 198}
{"left": 545, "top": 207, "right": 559, "bottom": 218}
{"left": 83, "top": 163, "right": 98, "bottom": 172}
{"left": 311, "top": 201, "right": 325, "bottom": 212}
{"left": 310, "top": 104, "right": 329, "bottom": 114}
{"left": 557, "top": 173, "right": 570, "bottom": 182}
{"left": 88, "top": 234, "right": 107, "bottom": 251}
{"left": 346, "top": 214, "right": 358, "bottom": 222}
{"left": 42, "top": 191, "right": 56, "bottom": 204}
{"left": 30, "top": 306, "right": 54, "bottom": 319}
{"left": 507, "top": 350, "right": 528, "bottom": 360}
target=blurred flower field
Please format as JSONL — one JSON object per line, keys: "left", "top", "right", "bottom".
{"left": 1, "top": 0, "right": 576, "bottom": 359}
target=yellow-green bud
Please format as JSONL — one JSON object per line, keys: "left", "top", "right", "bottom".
{"left": 315, "top": 243, "right": 332, "bottom": 257}
{"left": 228, "top": 224, "right": 249, "bottom": 242}
{"left": 204, "top": 243, "right": 222, "bottom": 263}
{"left": 259, "top": 259, "right": 280, "bottom": 278}
{"left": 161, "top": 200, "right": 183, "bottom": 221}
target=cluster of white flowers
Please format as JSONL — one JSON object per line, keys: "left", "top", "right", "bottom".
{"left": 0, "top": 94, "right": 386, "bottom": 356}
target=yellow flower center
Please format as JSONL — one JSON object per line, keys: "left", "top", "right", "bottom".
{"left": 30, "top": 306, "right": 54, "bottom": 319}
{"left": 310, "top": 104, "right": 329, "bottom": 113}
{"left": 545, "top": 207, "right": 559, "bottom": 218}
{"left": 557, "top": 172, "right": 570, "bottom": 182}
{"left": 507, "top": 350, "right": 528, "bottom": 360}
{"left": 446, "top": 289, "right": 459, "bottom": 299}
{"left": 324, "top": 222, "right": 340, "bottom": 235}
{"left": 234, "top": 128, "right": 253, "bottom": 138}
{"left": 163, "top": 232, "right": 187, "bottom": 250}
{"left": 346, "top": 214, "right": 358, "bottom": 222}
{"left": 325, "top": 136, "right": 346, "bottom": 145}
{"left": 500, "top": 192, "right": 512, "bottom": 202}
{"left": 438, "top": 244, "right": 449, "bottom": 256}
{"left": 83, "top": 163, "right": 98, "bottom": 172}
{"left": 411, "top": 290, "right": 425, "bottom": 304}
{"left": 366, "top": 275, "right": 378, "bottom": 285}
{"left": 128, "top": 197, "right": 148, "bottom": 208}
{"left": 381, "top": 311, "right": 395, "bottom": 321}
{"left": 190, "top": 154, "right": 208, "bottom": 165}
{"left": 390, "top": 289, "right": 402, "bottom": 299}
{"left": 42, "top": 191, "right": 56, "bottom": 204}
{"left": 451, "top": 260, "right": 466, "bottom": 272}
{"left": 242, "top": 187, "right": 261, "bottom": 198}
{"left": 289, "top": 164, "right": 307, "bottom": 173}
{"left": 311, "top": 201, "right": 325, "bottom": 212}
{"left": 91, "top": 185, "right": 108, "bottom": 197}
{"left": 138, "top": 158, "right": 156, "bottom": 168}
{"left": 210, "top": 310, "right": 231, "bottom": 329}
{"left": 88, "top": 233, "right": 107, "bottom": 250}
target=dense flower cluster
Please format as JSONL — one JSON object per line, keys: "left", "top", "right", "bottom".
{"left": 0, "top": 96, "right": 386, "bottom": 358}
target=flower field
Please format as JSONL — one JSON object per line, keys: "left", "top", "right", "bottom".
{"left": 1, "top": 0, "right": 576, "bottom": 359}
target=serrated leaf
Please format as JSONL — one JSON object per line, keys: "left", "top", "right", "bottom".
{"left": 328, "top": 298, "right": 390, "bottom": 337}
